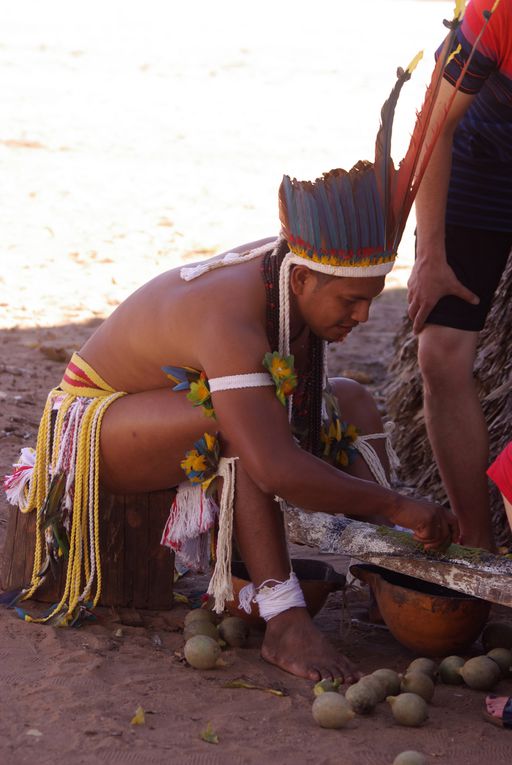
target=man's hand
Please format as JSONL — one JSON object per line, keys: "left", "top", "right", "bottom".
{"left": 391, "top": 497, "right": 460, "bottom": 552}
{"left": 407, "top": 256, "right": 479, "bottom": 335}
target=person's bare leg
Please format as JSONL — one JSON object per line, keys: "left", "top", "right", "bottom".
{"left": 232, "top": 461, "right": 358, "bottom": 682}
{"left": 328, "top": 377, "right": 391, "bottom": 622}
{"left": 418, "top": 325, "right": 494, "bottom": 550}
{"left": 100, "top": 388, "right": 358, "bottom": 681}
{"left": 329, "top": 377, "right": 391, "bottom": 523}
{"left": 99, "top": 388, "right": 216, "bottom": 493}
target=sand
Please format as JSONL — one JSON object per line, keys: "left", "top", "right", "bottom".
{"left": 1, "top": 1, "right": 511, "bottom": 762}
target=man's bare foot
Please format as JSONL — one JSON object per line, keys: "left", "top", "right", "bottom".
{"left": 484, "top": 695, "right": 512, "bottom": 729}
{"left": 261, "top": 607, "right": 359, "bottom": 683}
{"left": 459, "top": 529, "right": 495, "bottom": 553}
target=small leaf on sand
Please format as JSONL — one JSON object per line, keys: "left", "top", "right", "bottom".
{"left": 223, "top": 678, "right": 288, "bottom": 696}
{"left": 130, "top": 706, "right": 146, "bottom": 725}
{"left": 199, "top": 722, "right": 219, "bottom": 744}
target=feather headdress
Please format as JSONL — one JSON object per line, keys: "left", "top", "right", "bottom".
{"left": 279, "top": 0, "right": 501, "bottom": 278}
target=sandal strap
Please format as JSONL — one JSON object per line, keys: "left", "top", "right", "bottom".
{"left": 503, "top": 697, "right": 512, "bottom": 729}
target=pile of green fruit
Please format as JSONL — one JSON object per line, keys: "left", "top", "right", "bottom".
{"left": 310, "top": 620, "right": 512, "bottom": 757}
{"left": 182, "top": 609, "right": 250, "bottom": 670}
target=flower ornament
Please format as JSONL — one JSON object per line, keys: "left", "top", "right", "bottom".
{"left": 180, "top": 432, "right": 220, "bottom": 495}
{"left": 187, "top": 373, "right": 215, "bottom": 418}
{"left": 162, "top": 366, "right": 215, "bottom": 419}
{"left": 262, "top": 352, "right": 298, "bottom": 406}
{"left": 321, "top": 390, "right": 359, "bottom": 467}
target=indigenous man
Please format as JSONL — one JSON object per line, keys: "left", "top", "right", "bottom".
{"left": 408, "top": 0, "right": 511, "bottom": 551}
{"left": 5, "top": 5, "right": 479, "bottom": 682}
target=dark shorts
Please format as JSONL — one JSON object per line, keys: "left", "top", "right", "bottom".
{"left": 424, "top": 224, "right": 512, "bottom": 332}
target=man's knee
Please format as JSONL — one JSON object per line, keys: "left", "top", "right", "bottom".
{"left": 329, "top": 376, "right": 382, "bottom": 433}
{"left": 418, "top": 326, "right": 477, "bottom": 394}
{"left": 329, "top": 376, "right": 372, "bottom": 409}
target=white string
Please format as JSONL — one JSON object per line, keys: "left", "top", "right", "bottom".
{"left": 238, "top": 571, "right": 306, "bottom": 622}
{"left": 353, "top": 423, "right": 400, "bottom": 488}
{"left": 209, "top": 373, "right": 273, "bottom": 392}
{"left": 180, "top": 242, "right": 275, "bottom": 282}
{"left": 207, "top": 456, "right": 238, "bottom": 613}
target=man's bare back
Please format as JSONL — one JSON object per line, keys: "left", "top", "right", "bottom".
{"left": 80, "top": 238, "right": 276, "bottom": 393}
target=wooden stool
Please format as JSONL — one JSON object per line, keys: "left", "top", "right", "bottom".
{"left": 1, "top": 489, "right": 175, "bottom": 610}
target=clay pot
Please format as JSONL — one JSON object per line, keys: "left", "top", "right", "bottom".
{"left": 350, "top": 564, "right": 490, "bottom": 657}
{"left": 226, "top": 559, "right": 345, "bottom": 628}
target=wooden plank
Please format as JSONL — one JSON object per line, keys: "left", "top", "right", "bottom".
{"left": 147, "top": 489, "right": 175, "bottom": 609}
{"left": 99, "top": 491, "right": 125, "bottom": 607}
{"left": 1, "top": 506, "right": 62, "bottom": 601}
{"left": 126, "top": 492, "right": 150, "bottom": 609}
{"left": 0, "top": 505, "right": 21, "bottom": 590}
{"left": 2, "top": 490, "right": 175, "bottom": 610}
{"left": 285, "top": 507, "right": 512, "bottom": 608}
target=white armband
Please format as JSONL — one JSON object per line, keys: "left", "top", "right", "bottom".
{"left": 209, "top": 373, "right": 273, "bottom": 393}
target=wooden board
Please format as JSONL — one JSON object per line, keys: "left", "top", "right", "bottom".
{"left": 1, "top": 489, "right": 175, "bottom": 609}
{"left": 285, "top": 507, "right": 512, "bottom": 608}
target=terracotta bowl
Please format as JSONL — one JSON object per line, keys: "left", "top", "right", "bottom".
{"left": 226, "top": 559, "right": 346, "bottom": 628}
{"left": 350, "top": 563, "right": 491, "bottom": 657}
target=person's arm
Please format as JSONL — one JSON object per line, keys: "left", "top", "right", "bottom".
{"left": 407, "top": 79, "right": 480, "bottom": 334}
{"left": 200, "top": 321, "right": 458, "bottom": 549}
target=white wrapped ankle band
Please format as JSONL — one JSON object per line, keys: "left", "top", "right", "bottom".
{"left": 238, "top": 571, "right": 306, "bottom": 622}
{"left": 209, "top": 373, "right": 273, "bottom": 393}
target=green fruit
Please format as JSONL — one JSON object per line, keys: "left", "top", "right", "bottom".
{"left": 482, "top": 621, "right": 512, "bottom": 651}
{"left": 438, "top": 655, "right": 465, "bottom": 685}
{"left": 400, "top": 672, "right": 435, "bottom": 703}
{"left": 487, "top": 647, "right": 512, "bottom": 677}
{"left": 345, "top": 680, "right": 379, "bottom": 714}
{"left": 218, "top": 617, "right": 250, "bottom": 647}
{"left": 358, "top": 675, "right": 387, "bottom": 703}
{"left": 313, "top": 678, "right": 342, "bottom": 696}
{"left": 393, "top": 752, "right": 427, "bottom": 765}
{"left": 387, "top": 693, "right": 429, "bottom": 727}
{"left": 458, "top": 655, "right": 501, "bottom": 690}
{"left": 406, "top": 658, "right": 437, "bottom": 680}
{"left": 312, "top": 692, "right": 355, "bottom": 729}
{"left": 184, "top": 609, "right": 216, "bottom": 627}
{"left": 184, "top": 635, "right": 221, "bottom": 670}
{"left": 371, "top": 668, "right": 401, "bottom": 696}
{"left": 183, "top": 620, "right": 219, "bottom": 642}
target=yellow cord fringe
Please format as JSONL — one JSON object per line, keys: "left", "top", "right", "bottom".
{"left": 16, "top": 353, "right": 125, "bottom": 625}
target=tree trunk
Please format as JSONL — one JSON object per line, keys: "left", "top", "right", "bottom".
{"left": 285, "top": 506, "right": 512, "bottom": 608}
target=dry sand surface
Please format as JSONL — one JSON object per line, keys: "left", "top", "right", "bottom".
{"left": 1, "top": 1, "right": 511, "bottom": 763}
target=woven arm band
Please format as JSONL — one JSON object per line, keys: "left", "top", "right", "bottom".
{"left": 208, "top": 373, "right": 273, "bottom": 393}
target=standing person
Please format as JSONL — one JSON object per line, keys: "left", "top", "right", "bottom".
{"left": 487, "top": 442, "right": 512, "bottom": 539}
{"left": 407, "top": 0, "right": 511, "bottom": 550}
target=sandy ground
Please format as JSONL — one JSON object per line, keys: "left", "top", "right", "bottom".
{"left": 1, "top": 1, "right": 511, "bottom": 763}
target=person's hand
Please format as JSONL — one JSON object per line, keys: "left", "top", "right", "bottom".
{"left": 391, "top": 497, "right": 460, "bottom": 552}
{"left": 407, "top": 256, "right": 479, "bottom": 335}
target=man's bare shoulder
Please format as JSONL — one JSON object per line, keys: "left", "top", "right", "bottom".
{"left": 80, "top": 241, "right": 277, "bottom": 391}
{"left": 188, "top": 254, "right": 271, "bottom": 374}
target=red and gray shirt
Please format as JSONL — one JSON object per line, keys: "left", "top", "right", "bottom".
{"left": 441, "top": 0, "right": 512, "bottom": 232}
